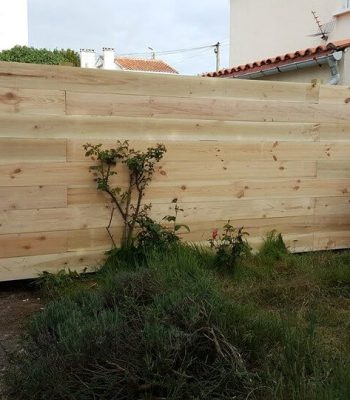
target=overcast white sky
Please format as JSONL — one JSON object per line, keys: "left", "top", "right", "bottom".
{"left": 27, "top": 0, "right": 230, "bottom": 75}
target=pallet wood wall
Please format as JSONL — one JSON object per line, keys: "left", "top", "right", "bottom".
{"left": 0, "top": 61, "right": 350, "bottom": 281}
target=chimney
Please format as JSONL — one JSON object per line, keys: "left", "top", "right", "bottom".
{"left": 102, "top": 48, "right": 116, "bottom": 70}
{"left": 80, "top": 49, "right": 96, "bottom": 68}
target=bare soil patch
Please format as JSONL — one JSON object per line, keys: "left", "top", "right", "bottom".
{"left": 0, "top": 282, "right": 42, "bottom": 397}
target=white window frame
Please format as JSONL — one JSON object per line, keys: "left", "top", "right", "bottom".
{"left": 334, "top": 0, "right": 350, "bottom": 16}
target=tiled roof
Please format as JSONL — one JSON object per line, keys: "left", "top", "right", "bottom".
{"left": 203, "top": 39, "right": 350, "bottom": 78}
{"left": 115, "top": 57, "right": 178, "bottom": 74}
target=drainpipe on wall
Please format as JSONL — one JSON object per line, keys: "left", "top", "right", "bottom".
{"left": 328, "top": 51, "right": 342, "bottom": 85}
{"left": 235, "top": 51, "right": 343, "bottom": 85}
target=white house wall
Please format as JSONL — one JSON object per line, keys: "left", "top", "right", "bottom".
{"left": 230, "top": 0, "right": 350, "bottom": 66}
{"left": 249, "top": 64, "right": 334, "bottom": 85}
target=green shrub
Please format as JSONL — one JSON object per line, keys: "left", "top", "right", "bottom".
{"left": 35, "top": 269, "right": 84, "bottom": 298}
{"left": 3, "top": 249, "right": 258, "bottom": 399}
{"left": 209, "top": 222, "right": 250, "bottom": 271}
{"left": 0, "top": 45, "right": 79, "bottom": 66}
{"left": 3, "top": 244, "right": 350, "bottom": 399}
{"left": 258, "top": 230, "right": 289, "bottom": 261}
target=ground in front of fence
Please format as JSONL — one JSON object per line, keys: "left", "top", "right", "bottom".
{"left": 0, "top": 283, "right": 42, "bottom": 398}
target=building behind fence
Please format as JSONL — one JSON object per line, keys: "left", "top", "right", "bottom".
{"left": 0, "top": 62, "right": 350, "bottom": 280}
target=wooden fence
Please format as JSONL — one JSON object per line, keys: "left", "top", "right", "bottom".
{"left": 0, "top": 61, "right": 350, "bottom": 281}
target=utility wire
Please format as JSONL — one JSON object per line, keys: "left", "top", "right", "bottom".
{"left": 168, "top": 48, "right": 214, "bottom": 67}
{"left": 164, "top": 43, "right": 229, "bottom": 71}
{"left": 117, "top": 42, "right": 226, "bottom": 58}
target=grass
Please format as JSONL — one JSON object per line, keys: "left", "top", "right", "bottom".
{"left": 2, "top": 236, "right": 350, "bottom": 399}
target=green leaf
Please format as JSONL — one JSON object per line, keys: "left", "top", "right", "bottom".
{"left": 175, "top": 224, "right": 190, "bottom": 233}
{"left": 163, "top": 216, "right": 176, "bottom": 222}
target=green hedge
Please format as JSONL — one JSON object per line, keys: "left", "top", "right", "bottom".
{"left": 0, "top": 46, "right": 79, "bottom": 66}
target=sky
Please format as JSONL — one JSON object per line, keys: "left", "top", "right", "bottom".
{"left": 27, "top": 0, "right": 230, "bottom": 75}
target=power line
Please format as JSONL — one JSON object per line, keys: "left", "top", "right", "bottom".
{"left": 168, "top": 48, "right": 214, "bottom": 66}
{"left": 117, "top": 42, "right": 225, "bottom": 58}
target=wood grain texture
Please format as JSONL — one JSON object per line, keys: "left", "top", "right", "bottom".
{"left": 153, "top": 160, "right": 317, "bottom": 181}
{"left": 68, "top": 179, "right": 350, "bottom": 205}
{"left": 317, "top": 161, "right": 350, "bottom": 179}
{"left": 0, "top": 87, "right": 65, "bottom": 115}
{"left": 0, "top": 62, "right": 349, "bottom": 280}
{"left": 0, "top": 231, "right": 68, "bottom": 258}
{"left": 0, "top": 159, "right": 316, "bottom": 187}
{"left": 146, "top": 198, "right": 315, "bottom": 222}
{"left": 0, "top": 61, "right": 319, "bottom": 101}
{"left": 0, "top": 228, "right": 113, "bottom": 258}
{"left": 262, "top": 141, "right": 350, "bottom": 161}
{"left": 0, "top": 138, "right": 66, "bottom": 162}
{"left": 319, "top": 85, "right": 350, "bottom": 105}
{"left": 0, "top": 114, "right": 320, "bottom": 142}
{"left": 314, "top": 231, "right": 350, "bottom": 250}
{"left": 319, "top": 123, "right": 350, "bottom": 141}
{"left": 315, "top": 196, "right": 350, "bottom": 216}
{"left": 68, "top": 139, "right": 264, "bottom": 162}
{"left": 0, "top": 205, "right": 116, "bottom": 235}
{"left": 0, "top": 162, "right": 96, "bottom": 187}
{"left": 66, "top": 91, "right": 350, "bottom": 123}
{"left": 0, "top": 250, "right": 105, "bottom": 281}
{"left": 0, "top": 186, "right": 67, "bottom": 210}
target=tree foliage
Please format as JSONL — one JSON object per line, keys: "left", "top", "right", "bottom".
{"left": 0, "top": 46, "right": 80, "bottom": 66}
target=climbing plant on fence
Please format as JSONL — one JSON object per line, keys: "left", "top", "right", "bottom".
{"left": 84, "top": 141, "right": 189, "bottom": 252}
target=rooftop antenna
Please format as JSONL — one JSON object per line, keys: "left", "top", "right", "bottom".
{"left": 309, "top": 10, "right": 335, "bottom": 42}
{"left": 148, "top": 46, "right": 156, "bottom": 59}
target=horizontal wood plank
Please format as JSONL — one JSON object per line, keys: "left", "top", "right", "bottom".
{"left": 0, "top": 228, "right": 113, "bottom": 258}
{"left": 317, "top": 161, "right": 350, "bottom": 179}
{"left": 0, "top": 205, "right": 116, "bottom": 235}
{"left": 146, "top": 198, "right": 315, "bottom": 222}
{"left": 0, "top": 186, "right": 67, "bottom": 210}
{"left": 0, "top": 61, "right": 319, "bottom": 102}
{"left": 0, "top": 160, "right": 316, "bottom": 187}
{"left": 0, "top": 250, "right": 105, "bottom": 281}
{"left": 0, "top": 197, "right": 315, "bottom": 235}
{"left": 0, "top": 114, "right": 320, "bottom": 142}
{"left": 0, "top": 231, "right": 67, "bottom": 258}
{"left": 315, "top": 196, "right": 350, "bottom": 216}
{"left": 153, "top": 160, "right": 317, "bottom": 181}
{"left": 319, "top": 85, "right": 350, "bottom": 105}
{"left": 319, "top": 123, "right": 350, "bottom": 141}
{"left": 314, "top": 231, "right": 350, "bottom": 250}
{"left": 0, "top": 87, "right": 65, "bottom": 115}
{"left": 0, "top": 162, "right": 95, "bottom": 187}
{"left": 66, "top": 91, "right": 350, "bottom": 123}
{"left": 262, "top": 141, "right": 350, "bottom": 161}
{"left": 68, "top": 139, "right": 264, "bottom": 162}
{"left": 0, "top": 138, "right": 66, "bottom": 162}
{"left": 68, "top": 179, "right": 350, "bottom": 205}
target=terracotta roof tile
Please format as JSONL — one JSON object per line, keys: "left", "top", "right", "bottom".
{"left": 115, "top": 57, "right": 178, "bottom": 74}
{"left": 203, "top": 39, "right": 350, "bottom": 78}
